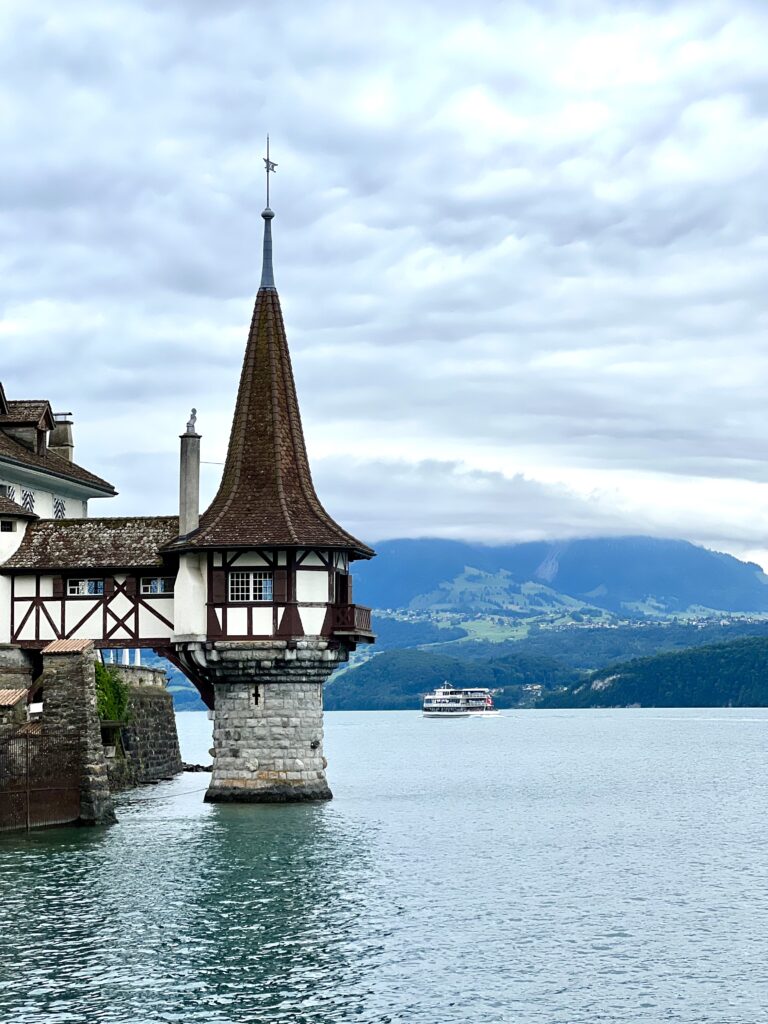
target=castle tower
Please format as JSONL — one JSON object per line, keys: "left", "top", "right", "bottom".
{"left": 167, "top": 183, "right": 375, "bottom": 802}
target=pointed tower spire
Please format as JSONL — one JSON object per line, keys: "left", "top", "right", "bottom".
{"left": 260, "top": 135, "right": 277, "bottom": 290}
{"left": 167, "top": 143, "right": 373, "bottom": 559}
{"left": 260, "top": 208, "right": 275, "bottom": 290}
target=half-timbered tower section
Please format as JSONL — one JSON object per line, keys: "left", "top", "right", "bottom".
{"left": 163, "top": 201, "right": 375, "bottom": 803}
{"left": 0, "top": 193, "right": 375, "bottom": 806}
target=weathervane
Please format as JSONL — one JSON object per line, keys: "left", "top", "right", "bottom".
{"left": 263, "top": 134, "right": 277, "bottom": 208}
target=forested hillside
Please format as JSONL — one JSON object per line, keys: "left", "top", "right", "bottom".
{"left": 540, "top": 637, "right": 768, "bottom": 708}
{"left": 324, "top": 648, "right": 578, "bottom": 711}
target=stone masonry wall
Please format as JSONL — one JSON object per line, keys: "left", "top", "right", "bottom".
{"left": 39, "top": 646, "right": 115, "bottom": 825}
{"left": 107, "top": 666, "right": 182, "bottom": 791}
{"left": 201, "top": 640, "right": 348, "bottom": 802}
{"left": 0, "top": 645, "right": 34, "bottom": 690}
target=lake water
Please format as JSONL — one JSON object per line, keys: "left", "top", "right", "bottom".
{"left": 1, "top": 709, "right": 767, "bottom": 1023}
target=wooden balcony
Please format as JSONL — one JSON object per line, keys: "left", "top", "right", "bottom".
{"left": 329, "top": 603, "right": 375, "bottom": 641}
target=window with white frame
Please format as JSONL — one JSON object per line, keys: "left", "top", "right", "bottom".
{"left": 141, "top": 577, "right": 175, "bottom": 595}
{"left": 53, "top": 496, "right": 66, "bottom": 520}
{"left": 67, "top": 579, "right": 104, "bottom": 596}
{"left": 228, "top": 570, "right": 273, "bottom": 602}
{"left": 21, "top": 489, "right": 34, "bottom": 514}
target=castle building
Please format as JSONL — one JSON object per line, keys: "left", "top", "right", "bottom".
{"left": 0, "top": 195, "right": 375, "bottom": 803}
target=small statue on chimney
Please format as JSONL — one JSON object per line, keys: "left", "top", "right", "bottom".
{"left": 186, "top": 408, "right": 197, "bottom": 435}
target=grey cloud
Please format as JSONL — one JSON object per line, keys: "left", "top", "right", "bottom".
{"left": 2, "top": 0, "right": 768, "bottom": 557}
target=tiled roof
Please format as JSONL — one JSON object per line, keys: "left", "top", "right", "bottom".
{"left": 42, "top": 639, "right": 94, "bottom": 655}
{"left": 14, "top": 721, "right": 42, "bottom": 736}
{"left": 0, "top": 400, "right": 53, "bottom": 427}
{"left": 0, "top": 428, "right": 115, "bottom": 495}
{"left": 3, "top": 516, "right": 179, "bottom": 570}
{"left": 0, "top": 688, "right": 27, "bottom": 706}
{"left": 0, "top": 494, "right": 37, "bottom": 519}
{"left": 167, "top": 276, "right": 374, "bottom": 559}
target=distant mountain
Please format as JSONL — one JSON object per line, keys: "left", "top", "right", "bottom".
{"left": 353, "top": 537, "right": 768, "bottom": 616}
{"left": 540, "top": 637, "right": 768, "bottom": 708}
{"left": 428, "top": 621, "right": 768, "bottom": 670}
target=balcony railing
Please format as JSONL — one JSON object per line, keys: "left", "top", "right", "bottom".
{"left": 330, "top": 604, "right": 373, "bottom": 634}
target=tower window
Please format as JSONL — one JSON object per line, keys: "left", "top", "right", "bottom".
{"left": 0, "top": 521, "right": 15, "bottom": 533}
{"left": 228, "top": 571, "right": 273, "bottom": 602}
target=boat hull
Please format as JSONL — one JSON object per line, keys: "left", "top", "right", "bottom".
{"left": 422, "top": 711, "right": 470, "bottom": 718}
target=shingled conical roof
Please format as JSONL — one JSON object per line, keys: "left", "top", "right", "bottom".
{"left": 173, "top": 208, "right": 373, "bottom": 559}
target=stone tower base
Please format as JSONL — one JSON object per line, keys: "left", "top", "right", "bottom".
{"left": 189, "top": 640, "right": 347, "bottom": 803}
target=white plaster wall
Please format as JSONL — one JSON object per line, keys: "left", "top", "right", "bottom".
{"left": 300, "top": 551, "right": 326, "bottom": 568}
{"left": 139, "top": 601, "right": 174, "bottom": 638}
{"left": 228, "top": 607, "right": 247, "bottom": 634}
{"left": 39, "top": 576, "right": 53, "bottom": 597}
{"left": 173, "top": 553, "right": 207, "bottom": 638}
{"left": 38, "top": 613, "right": 57, "bottom": 641}
{"left": 299, "top": 607, "right": 327, "bottom": 636}
{"left": 65, "top": 600, "right": 101, "bottom": 638}
{"left": 34, "top": 490, "right": 54, "bottom": 518}
{"left": 15, "top": 576, "right": 35, "bottom": 598}
{"left": 276, "top": 550, "right": 286, "bottom": 566}
{"left": 296, "top": 570, "right": 329, "bottom": 603}
{"left": 0, "top": 575, "right": 11, "bottom": 643}
{"left": 108, "top": 593, "right": 132, "bottom": 618}
{"left": 231, "top": 551, "right": 269, "bottom": 567}
{"left": 16, "top": 601, "right": 36, "bottom": 640}
{"left": 251, "top": 607, "right": 273, "bottom": 635}
{"left": 0, "top": 520, "right": 28, "bottom": 565}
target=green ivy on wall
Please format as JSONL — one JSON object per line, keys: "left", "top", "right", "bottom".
{"left": 95, "top": 662, "right": 131, "bottom": 722}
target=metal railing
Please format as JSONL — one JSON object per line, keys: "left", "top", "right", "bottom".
{"left": 0, "top": 732, "right": 81, "bottom": 832}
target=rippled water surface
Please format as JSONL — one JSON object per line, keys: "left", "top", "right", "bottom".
{"left": 2, "top": 709, "right": 768, "bottom": 1023}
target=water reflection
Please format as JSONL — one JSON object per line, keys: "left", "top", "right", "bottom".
{"left": 3, "top": 709, "right": 768, "bottom": 1023}
{"left": 0, "top": 778, "right": 385, "bottom": 1024}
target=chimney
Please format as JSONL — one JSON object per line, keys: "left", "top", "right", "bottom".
{"left": 179, "top": 408, "right": 201, "bottom": 537}
{"left": 50, "top": 413, "right": 75, "bottom": 462}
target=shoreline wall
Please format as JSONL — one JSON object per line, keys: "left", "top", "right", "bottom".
{"left": 107, "top": 664, "right": 182, "bottom": 790}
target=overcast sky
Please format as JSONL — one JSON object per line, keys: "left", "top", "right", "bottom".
{"left": 2, "top": 0, "right": 768, "bottom": 565}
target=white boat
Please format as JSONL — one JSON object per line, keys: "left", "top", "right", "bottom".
{"left": 422, "top": 683, "right": 501, "bottom": 718}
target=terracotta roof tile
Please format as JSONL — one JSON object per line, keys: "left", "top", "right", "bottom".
{"left": 0, "top": 494, "right": 37, "bottom": 519}
{"left": 0, "top": 400, "right": 53, "bottom": 427}
{"left": 0, "top": 428, "right": 115, "bottom": 495}
{"left": 0, "top": 688, "right": 27, "bottom": 706}
{"left": 42, "top": 639, "right": 94, "bottom": 654}
{"left": 168, "top": 285, "right": 374, "bottom": 559}
{"left": 3, "top": 516, "right": 179, "bottom": 570}
{"left": 15, "top": 721, "right": 42, "bottom": 736}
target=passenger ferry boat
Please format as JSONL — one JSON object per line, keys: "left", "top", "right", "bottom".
{"left": 422, "top": 684, "right": 501, "bottom": 718}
